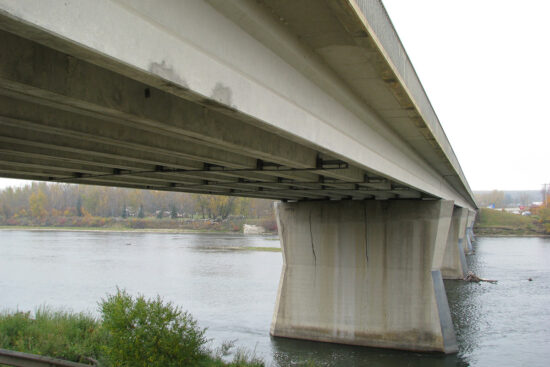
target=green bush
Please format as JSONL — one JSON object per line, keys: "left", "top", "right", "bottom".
{"left": 99, "top": 289, "right": 207, "bottom": 367}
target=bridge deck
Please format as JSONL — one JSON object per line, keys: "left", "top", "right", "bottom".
{"left": 0, "top": 0, "right": 476, "bottom": 208}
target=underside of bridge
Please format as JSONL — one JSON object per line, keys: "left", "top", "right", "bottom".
{"left": 0, "top": 27, "right": 430, "bottom": 202}
{"left": 0, "top": 0, "right": 478, "bottom": 354}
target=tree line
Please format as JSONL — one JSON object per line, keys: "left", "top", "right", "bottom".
{"left": 474, "top": 189, "right": 543, "bottom": 208}
{"left": 0, "top": 181, "right": 274, "bottom": 221}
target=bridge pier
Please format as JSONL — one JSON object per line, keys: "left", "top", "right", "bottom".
{"left": 439, "top": 207, "right": 469, "bottom": 279}
{"left": 466, "top": 210, "right": 477, "bottom": 247}
{"left": 461, "top": 210, "right": 476, "bottom": 254}
{"left": 271, "top": 199, "right": 458, "bottom": 353}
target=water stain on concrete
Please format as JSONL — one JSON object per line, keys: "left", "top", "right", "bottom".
{"left": 149, "top": 60, "right": 189, "bottom": 89}
{"left": 211, "top": 82, "right": 232, "bottom": 106}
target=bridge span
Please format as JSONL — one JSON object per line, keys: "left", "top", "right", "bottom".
{"left": 0, "top": 0, "right": 477, "bottom": 353}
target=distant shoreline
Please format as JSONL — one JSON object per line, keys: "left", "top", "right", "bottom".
{"left": 2, "top": 226, "right": 547, "bottom": 238}
{"left": 476, "top": 234, "right": 550, "bottom": 238}
{"left": 0, "top": 226, "right": 276, "bottom": 235}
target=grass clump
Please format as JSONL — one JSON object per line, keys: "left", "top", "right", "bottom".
{"left": 0, "top": 290, "right": 268, "bottom": 367}
{"left": 0, "top": 307, "right": 105, "bottom": 364}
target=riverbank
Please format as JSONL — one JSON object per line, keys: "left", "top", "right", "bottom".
{"left": 0, "top": 215, "right": 278, "bottom": 234}
{"left": 0, "top": 291, "right": 266, "bottom": 367}
{"left": 0, "top": 226, "right": 243, "bottom": 234}
{"left": 474, "top": 208, "right": 547, "bottom": 236}
{"left": 0, "top": 216, "right": 278, "bottom": 235}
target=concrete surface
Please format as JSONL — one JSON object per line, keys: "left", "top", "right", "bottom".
{"left": 440, "top": 206, "right": 468, "bottom": 279}
{"left": 0, "top": 0, "right": 481, "bottom": 354}
{"left": 0, "top": 0, "right": 476, "bottom": 209}
{"left": 271, "top": 199, "right": 457, "bottom": 353}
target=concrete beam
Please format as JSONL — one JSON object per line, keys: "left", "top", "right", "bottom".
{"left": 0, "top": 30, "right": 364, "bottom": 185}
{"left": 0, "top": 164, "right": 325, "bottom": 201}
{"left": 272, "top": 199, "right": 457, "bottom": 353}
{"left": 0, "top": 126, "right": 371, "bottom": 200}
{"left": 0, "top": 2, "right": 475, "bottom": 208}
{"left": 0, "top": 141, "right": 349, "bottom": 194}
{"left": 0, "top": 96, "right": 257, "bottom": 170}
{"left": 0, "top": 33, "right": 374, "bottom": 190}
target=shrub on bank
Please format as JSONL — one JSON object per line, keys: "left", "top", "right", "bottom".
{"left": 0, "top": 291, "right": 266, "bottom": 367}
{"left": 100, "top": 290, "right": 207, "bottom": 367}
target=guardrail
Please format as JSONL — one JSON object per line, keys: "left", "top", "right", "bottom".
{"left": 0, "top": 348, "right": 93, "bottom": 367}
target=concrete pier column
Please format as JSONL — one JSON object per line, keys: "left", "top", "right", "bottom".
{"left": 271, "top": 199, "right": 457, "bottom": 353}
{"left": 454, "top": 208, "right": 470, "bottom": 254}
{"left": 439, "top": 206, "right": 468, "bottom": 279}
{"left": 466, "top": 210, "right": 477, "bottom": 244}
{"left": 460, "top": 210, "right": 475, "bottom": 254}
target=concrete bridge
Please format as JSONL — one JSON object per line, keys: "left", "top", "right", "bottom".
{"left": 0, "top": 0, "right": 477, "bottom": 353}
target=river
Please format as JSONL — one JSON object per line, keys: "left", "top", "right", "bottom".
{"left": 1, "top": 230, "right": 549, "bottom": 366}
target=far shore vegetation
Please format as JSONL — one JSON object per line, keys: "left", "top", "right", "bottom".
{"left": 475, "top": 207, "right": 550, "bottom": 236}
{"left": 0, "top": 182, "right": 277, "bottom": 233}
{"left": 1, "top": 182, "right": 549, "bottom": 237}
{"left": 473, "top": 188, "right": 550, "bottom": 236}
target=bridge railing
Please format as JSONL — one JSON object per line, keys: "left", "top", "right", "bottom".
{"left": 0, "top": 348, "right": 94, "bottom": 367}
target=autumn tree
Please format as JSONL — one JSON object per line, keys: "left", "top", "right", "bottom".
{"left": 0, "top": 181, "right": 276, "bottom": 223}
{"left": 29, "top": 189, "right": 48, "bottom": 218}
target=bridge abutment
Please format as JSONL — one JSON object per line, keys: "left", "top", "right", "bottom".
{"left": 271, "top": 199, "right": 458, "bottom": 353}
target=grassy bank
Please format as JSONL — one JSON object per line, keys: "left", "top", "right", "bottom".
{"left": 0, "top": 308, "right": 105, "bottom": 365}
{"left": 474, "top": 208, "right": 546, "bottom": 236}
{"left": 0, "top": 291, "right": 266, "bottom": 367}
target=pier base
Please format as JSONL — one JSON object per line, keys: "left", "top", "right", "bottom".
{"left": 271, "top": 200, "right": 458, "bottom": 353}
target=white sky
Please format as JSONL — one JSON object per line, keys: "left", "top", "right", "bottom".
{"left": 0, "top": 1, "right": 548, "bottom": 191}
{"left": 382, "top": 0, "right": 550, "bottom": 190}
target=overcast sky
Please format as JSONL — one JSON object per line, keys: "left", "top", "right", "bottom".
{"left": 0, "top": 1, "right": 548, "bottom": 191}
{"left": 382, "top": 0, "right": 549, "bottom": 190}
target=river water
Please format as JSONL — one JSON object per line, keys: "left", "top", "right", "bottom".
{"left": 1, "top": 230, "right": 549, "bottom": 366}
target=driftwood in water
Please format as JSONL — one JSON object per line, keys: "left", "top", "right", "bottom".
{"left": 464, "top": 271, "right": 497, "bottom": 284}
